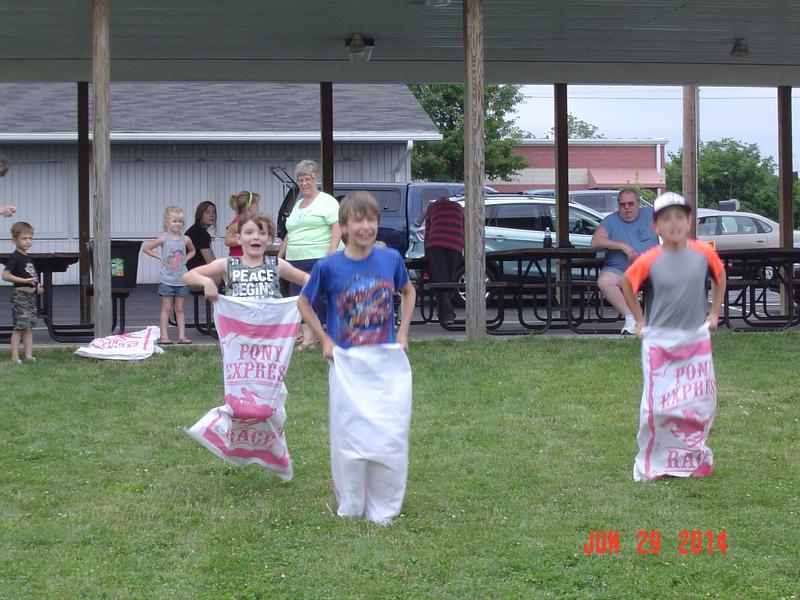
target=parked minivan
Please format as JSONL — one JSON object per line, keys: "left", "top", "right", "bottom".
{"left": 275, "top": 178, "right": 496, "bottom": 255}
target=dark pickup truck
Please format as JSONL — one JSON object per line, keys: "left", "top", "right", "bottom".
{"left": 277, "top": 180, "right": 495, "bottom": 255}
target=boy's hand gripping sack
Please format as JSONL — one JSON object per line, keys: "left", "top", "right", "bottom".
{"left": 329, "top": 344, "right": 412, "bottom": 525}
{"left": 634, "top": 323, "right": 717, "bottom": 482}
{"left": 188, "top": 295, "right": 301, "bottom": 481}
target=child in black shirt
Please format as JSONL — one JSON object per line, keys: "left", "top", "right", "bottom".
{"left": 2, "top": 221, "right": 44, "bottom": 364}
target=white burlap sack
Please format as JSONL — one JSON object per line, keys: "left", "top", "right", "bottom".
{"left": 74, "top": 326, "right": 164, "bottom": 360}
{"left": 329, "top": 344, "right": 412, "bottom": 525}
{"left": 633, "top": 323, "right": 717, "bottom": 482}
{"left": 188, "top": 295, "right": 301, "bottom": 481}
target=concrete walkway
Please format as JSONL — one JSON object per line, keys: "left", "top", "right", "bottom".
{"left": 1, "top": 283, "right": 738, "bottom": 352}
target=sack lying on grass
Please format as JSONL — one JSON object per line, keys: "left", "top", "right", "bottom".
{"left": 633, "top": 323, "right": 717, "bottom": 482}
{"left": 188, "top": 295, "right": 301, "bottom": 481}
{"left": 74, "top": 326, "right": 164, "bottom": 360}
{"left": 329, "top": 344, "right": 412, "bottom": 525}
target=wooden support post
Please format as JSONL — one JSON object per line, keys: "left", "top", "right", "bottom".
{"left": 682, "top": 85, "right": 699, "bottom": 239}
{"left": 777, "top": 86, "right": 793, "bottom": 249}
{"left": 463, "top": 0, "right": 486, "bottom": 339}
{"left": 92, "top": 0, "right": 112, "bottom": 336}
{"left": 78, "top": 81, "right": 91, "bottom": 324}
{"left": 554, "top": 84, "right": 569, "bottom": 316}
{"left": 320, "top": 82, "right": 334, "bottom": 195}
{"left": 777, "top": 86, "right": 793, "bottom": 312}
{"left": 554, "top": 83, "right": 569, "bottom": 245}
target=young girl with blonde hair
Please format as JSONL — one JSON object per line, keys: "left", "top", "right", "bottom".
{"left": 143, "top": 205, "right": 196, "bottom": 344}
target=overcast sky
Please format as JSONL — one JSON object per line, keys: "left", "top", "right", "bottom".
{"left": 513, "top": 85, "right": 800, "bottom": 171}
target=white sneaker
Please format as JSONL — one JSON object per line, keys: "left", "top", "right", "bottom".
{"left": 621, "top": 314, "right": 637, "bottom": 335}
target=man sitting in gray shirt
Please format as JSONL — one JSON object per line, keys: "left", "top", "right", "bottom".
{"left": 591, "top": 187, "right": 658, "bottom": 334}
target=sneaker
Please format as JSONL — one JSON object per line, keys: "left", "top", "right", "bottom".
{"left": 441, "top": 313, "right": 456, "bottom": 326}
{"left": 13, "top": 359, "right": 22, "bottom": 365}
{"left": 26, "top": 356, "right": 36, "bottom": 363}
{"left": 621, "top": 314, "right": 637, "bottom": 335}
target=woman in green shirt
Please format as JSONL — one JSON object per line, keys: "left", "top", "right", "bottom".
{"left": 279, "top": 159, "right": 342, "bottom": 349}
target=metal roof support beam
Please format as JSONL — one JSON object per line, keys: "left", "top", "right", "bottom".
{"left": 92, "top": 0, "right": 112, "bottom": 337}
{"left": 777, "top": 86, "right": 793, "bottom": 249}
{"left": 682, "top": 85, "right": 699, "bottom": 239}
{"left": 463, "top": 0, "right": 486, "bottom": 340}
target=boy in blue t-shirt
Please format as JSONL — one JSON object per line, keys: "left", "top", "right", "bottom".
{"left": 298, "top": 191, "right": 416, "bottom": 358}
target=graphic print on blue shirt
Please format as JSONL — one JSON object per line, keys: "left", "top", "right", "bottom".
{"left": 336, "top": 271, "right": 395, "bottom": 346}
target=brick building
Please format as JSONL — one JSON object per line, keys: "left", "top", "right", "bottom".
{"left": 491, "top": 139, "right": 667, "bottom": 194}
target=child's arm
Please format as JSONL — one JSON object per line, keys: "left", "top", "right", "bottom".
{"left": 142, "top": 235, "right": 165, "bottom": 262}
{"left": 277, "top": 258, "right": 310, "bottom": 288}
{"left": 277, "top": 235, "right": 288, "bottom": 259}
{"left": 396, "top": 280, "right": 416, "bottom": 353}
{"left": 297, "top": 295, "right": 333, "bottom": 359}
{"left": 327, "top": 222, "right": 342, "bottom": 255}
{"left": 2, "top": 266, "right": 38, "bottom": 288}
{"left": 184, "top": 235, "right": 196, "bottom": 265}
{"left": 183, "top": 258, "right": 227, "bottom": 300}
{"left": 2, "top": 268, "right": 37, "bottom": 288}
{"left": 224, "top": 222, "right": 239, "bottom": 248}
{"left": 621, "top": 275, "right": 646, "bottom": 337}
{"left": 707, "top": 265, "right": 727, "bottom": 331}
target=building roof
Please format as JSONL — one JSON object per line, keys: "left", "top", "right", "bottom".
{"left": 588, "top": 167, "right": 665, "bottom": 188}
{"left": 0, "top": 82, "right": 441, "bottom": 142}
{"left": 518, "top": 139, "right": 668, "bottom": 147}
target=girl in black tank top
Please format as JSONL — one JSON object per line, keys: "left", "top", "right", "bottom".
{"left": 182, "top": 214, "right": 309, "bottom": 301}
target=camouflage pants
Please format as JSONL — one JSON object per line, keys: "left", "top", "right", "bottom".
{"left": 11, "top": 288, "right": 37, "bottom": 330}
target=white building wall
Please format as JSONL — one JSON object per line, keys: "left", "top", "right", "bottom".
{"left": 0, "top": 141, "right": 410, "bottom": 284}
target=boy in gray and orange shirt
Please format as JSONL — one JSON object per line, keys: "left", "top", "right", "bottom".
{"left": 622, "top": 192, "right": 726, "bottom": 335}
{"left": 622, "top": 192, "right": 727, "bottom": 481}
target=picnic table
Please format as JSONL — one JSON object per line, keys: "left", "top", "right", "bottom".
{"left": 0, "top": 251, "right": 134, "bottom": 342}
{"left": 716, "top": 247, "right": 800, "bottom": 330}
{"left": 406, "top": 247, "right": 608, "bottom": 334}
{"left": 0, "top": 252, "right": 79, "bottom": 342}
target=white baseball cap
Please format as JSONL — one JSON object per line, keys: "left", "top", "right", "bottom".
{"left": 653, "top": 191, "right": 691, "bottom": 216}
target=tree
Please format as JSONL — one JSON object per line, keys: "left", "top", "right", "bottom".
{"left": 409, "top": 84, "right": 527, "bottom": 182}
{"left": 665, "top": 138, "right": 781, "bottom": 219}
{"left": 549, "top": 114, "right": 605, "bottom": 139}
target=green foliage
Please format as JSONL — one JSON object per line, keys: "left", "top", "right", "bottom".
{"left": 665, "top": 138, "right": 787, "bottom": 219}
{"left": 2, "top": 334, "right": 799, "bottom": 598}
{"left": 549, "top": 113, "right": 606, "bottom": 139}
{"left": 409, "top": 84, "right": 528, "bottom": 182}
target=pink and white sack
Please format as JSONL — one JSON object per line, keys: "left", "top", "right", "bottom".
{"left": 188, "top": 295, "right": 301, "bottom": 482}
{"left": 329, "top": 344, "right": 412, "bottom": 525}
{"left": 74, "top": 326, "right": 164, "bottom": 360}
{"left": 633, "top": 323, "right": 717, "bottom": 482}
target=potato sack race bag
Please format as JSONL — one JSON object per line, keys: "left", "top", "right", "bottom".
{"left": 329, "top": 344, "right": 412, "bottom": 525}
{"left": 74, "top": 326, "right": 164, "bottom": 360}
{"left": 633, "top": 323, "right": 717, "bottom": 482}
{"left": 188, "top": 295, "right": 301, "bottom": 482}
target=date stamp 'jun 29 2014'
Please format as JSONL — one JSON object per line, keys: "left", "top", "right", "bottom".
{"left": 582, "top": 530, "right": 728, "bottom": 555}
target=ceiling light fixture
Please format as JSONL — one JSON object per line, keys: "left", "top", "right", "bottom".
{"left": 345, "top": 33, "right": 375, "bottom": 62}
{"left": 730, "top": 38, "right": 750, "bottom": 57}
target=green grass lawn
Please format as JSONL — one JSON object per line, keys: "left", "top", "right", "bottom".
{"left": 1, "top": 332, "right": 798, "bottom": 599}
